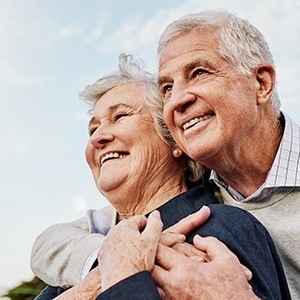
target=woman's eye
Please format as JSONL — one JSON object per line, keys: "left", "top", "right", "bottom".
{"left": 161, "top": 85, "right": 172, "bottom": 97}
{"left": 115, "top": 113, "right": 129, "bottom": 121}
{"left": 89, "top": 127, "right": 97, "bottom": 136}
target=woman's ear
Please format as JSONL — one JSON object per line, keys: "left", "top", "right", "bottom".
{"left": 172, "top": 148, "right": 183, "bottom": 158}
{"left": 255, "top": 63, "right": 275, "bottom": 105}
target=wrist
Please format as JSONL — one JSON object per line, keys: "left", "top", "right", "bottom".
{"left": 102, "top": 263, "right": 145, "bottom": 291}
{"left": 232, "top": 289, "right": 259, "bottom": 300}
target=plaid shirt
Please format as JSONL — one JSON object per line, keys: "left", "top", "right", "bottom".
{"left": 211, "top": 112, "right": 300, "bottom": 202}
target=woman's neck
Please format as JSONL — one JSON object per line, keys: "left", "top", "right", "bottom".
{"left": 116, "top": 177, "right": 187, "bottom": 219}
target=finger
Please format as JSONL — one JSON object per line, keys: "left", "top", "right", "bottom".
{"left": 172, "top": 242, "right": 210, "bottom": 262}
{"left": 193, "top": 235, "right": 234, "bottom": 260}
{"left": 142, "top": 211, "right": 163, "bottom": 269}
{"left": 125, "top": 214, "right": 148, "bottom": 232}
{"left": 242, "top": 265, "right": 253, "bottom": 281}
{"left": 194, "top": 236, "right": 253, "bottom": 282}
{"left": 159, "top": 231, "right": 186, "bottom": 247}
{"left": 151, "top": 264, "right": 171, "bottom": 290}
{"left": 142, "top": 210, "right": 163, "bottom": 242}
{"left": 157, "top": 287, "right": 166, "bottom": 300}
{"left": 164, "top": 205, "right": 211, "bottom": 236}
{"left": 156, "top": 243, "right": 188, "bottom": 270}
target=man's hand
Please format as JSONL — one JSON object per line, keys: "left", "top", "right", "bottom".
{"left": 152, "top": 235, "right": 257, "bottom": 300}
{"left": 98, "top": 210, "right": 163, "bottom": 291}
{"left": 159, "top": 205, "right": 211, "bottom": 263}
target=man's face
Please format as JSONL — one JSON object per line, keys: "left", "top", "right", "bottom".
{"left": 158, "top": 29, "right": 259, "bottom": 165}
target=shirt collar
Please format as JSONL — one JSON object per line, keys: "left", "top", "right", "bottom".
{"left": 210, "top": 112, "right": 300, "bottom": 201}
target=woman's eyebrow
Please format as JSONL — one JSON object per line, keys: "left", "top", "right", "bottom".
{"left": 157, "top": 76, "right": 171, "bottom": 87}
{"left": 108, "top": 103, "right": 130, "bottom": 111}
{"left": 88, "top": 103, "right": 131, "bottom": 127}
{"left": 88, "top": 116, "right": 96, "bottom": 127}
{"left": 88, "top": 103, "right": 132, "bottom": 127}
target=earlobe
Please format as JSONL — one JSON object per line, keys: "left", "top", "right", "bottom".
{"left": 255, "top": 64, "right": 275, "bottom": 105}
{"left": 172, "top": 148, "right": 183, "bottom": 158}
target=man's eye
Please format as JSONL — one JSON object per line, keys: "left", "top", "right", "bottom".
{"left": 193, "top": 69, "right": 206, "bottom": 77}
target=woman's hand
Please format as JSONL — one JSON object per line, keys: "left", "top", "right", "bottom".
{"left": 98, "top": 210, "right": 163, "bottom": 291}
{"left": 54, "top": 267, "right": 101, "bottom": 300}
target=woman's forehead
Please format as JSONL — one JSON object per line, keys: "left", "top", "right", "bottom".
{"left": 95, "top": 84, "right": 147, "bottom": 110}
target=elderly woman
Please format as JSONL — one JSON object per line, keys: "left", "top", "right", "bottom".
{"left": 32, "top": 54, "right": 290, "bottom": 299}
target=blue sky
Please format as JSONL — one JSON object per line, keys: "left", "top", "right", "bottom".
{"left": 0, "top": 0, "right": 299, "bottom": 292}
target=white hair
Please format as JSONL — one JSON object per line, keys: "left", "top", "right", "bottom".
{"left": 80, "top": 53, "right": 205, "bottom": 183}
{"left": 158, "top": 10, "right": 280, "bottom": 115}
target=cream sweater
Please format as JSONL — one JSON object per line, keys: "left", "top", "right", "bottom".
{"left": 219, "top": 186, "right": 300, "bottom": 299}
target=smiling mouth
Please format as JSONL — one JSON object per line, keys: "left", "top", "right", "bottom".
{"left": 101, "top": 152, "right": 128, "bottom": 165}
{"left": 182, "top": 114, "right": 213, "bottom": 131}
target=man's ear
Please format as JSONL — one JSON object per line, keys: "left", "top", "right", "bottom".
{"left": 255, "top": 63, "right": 275, "bottom": 105}
{"left": 172, "top": 148, "right": 183, "bottom": 158}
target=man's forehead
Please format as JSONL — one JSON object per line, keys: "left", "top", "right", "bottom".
{"left": 158, "top": 29, "right": 218, "bottom": 70}
{"left": 158, "top": 54, "right": 212, "bottom": 82}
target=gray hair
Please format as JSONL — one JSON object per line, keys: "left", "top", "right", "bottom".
{"left": 158, "top": 10, "right": 280, "bottom": 115}
{"left": 80, "top": 53, "right": 205, "bottom": 183}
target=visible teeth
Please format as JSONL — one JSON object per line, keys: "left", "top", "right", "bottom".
{"left": 183, "top": 114, "right": 212, "bottom": 130}
{"left": 101, "top": 152, "right": 126, "bottom": 165}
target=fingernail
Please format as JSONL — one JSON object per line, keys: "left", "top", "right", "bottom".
{"left": 199, "top": 205, "right": 209, "bottom": 212}
{"left": 178, "top": 234, "right": 186, "bottom": 241}
{"left": 193, "top": 234, "right": 202, "bottom": 243}
{"left": 190, "top": 256, "right": 205, "bottom": 262}
{"left": 151, "top": 210, "right": 161, "bottom": 219}
{"left": 243, "top": 267, "right": 253, "bottom": 280}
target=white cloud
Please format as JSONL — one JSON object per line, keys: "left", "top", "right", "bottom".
{"left": 84, "top": 11, "right": 110, "bottom": 43}
{"left": 97, "top": 16, "right": 142, "bottom": 54}
{"left": 277, "top": 58, "right": 300, "bottom": 101}
{"left": 67, "top": 112, "right": 90, "bottom": 123}
{"left": 95, "top": 0, "right": 299, "bottom": 103}
{"left": 72, "top": 195, "right": 87, "bottom": 212}
{"left": 0, "top": 60, "right": 44, "bottom": 86}
{"left": 53, "top": 24, "right": 84, "bottom": 40}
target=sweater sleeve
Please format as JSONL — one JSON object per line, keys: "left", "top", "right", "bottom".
{"left": 97, "top": 271, "right": 161, "bottom": 300}
{"left": 30, "top": 205, "right": 115, "bottom": 287}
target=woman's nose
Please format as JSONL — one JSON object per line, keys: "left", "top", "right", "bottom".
{"left": 90, "top": 127, "right": 114, "bottom": 148}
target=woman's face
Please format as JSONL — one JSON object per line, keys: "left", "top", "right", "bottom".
{"left": 85, "top": 83, "right": 177, "bottom": 204}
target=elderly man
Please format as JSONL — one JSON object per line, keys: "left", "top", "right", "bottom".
{"left": 156, "top": 10, "right": 299, "bottom": 299}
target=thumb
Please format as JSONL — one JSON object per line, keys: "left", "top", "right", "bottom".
{"left": 142, "top": 210, "right": 163, "bottom": 271}
{"left": 143, "top": 210, "right": 163, "bottom": 240}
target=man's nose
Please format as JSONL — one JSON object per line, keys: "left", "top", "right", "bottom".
{"left": 170, "top": 81, "right": 197, "bottom": 112}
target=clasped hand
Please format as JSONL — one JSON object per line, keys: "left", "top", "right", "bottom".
{"left": 55, "top": 206, "right": 255, "bottom": 299}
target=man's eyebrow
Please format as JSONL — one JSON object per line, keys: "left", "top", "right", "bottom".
{"left": 184, "top": 58, "right": 213, "bottom": 72}
{"left": 157, "top": 59, "right": 213, "bottom": 86}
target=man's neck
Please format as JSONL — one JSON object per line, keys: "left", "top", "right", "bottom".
{"left": 211, "top": 116, "right": 284, "bottom": 198}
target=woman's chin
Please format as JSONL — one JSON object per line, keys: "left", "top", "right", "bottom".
{"left": 97, "top": 175, "right": 127, "bottom": 194}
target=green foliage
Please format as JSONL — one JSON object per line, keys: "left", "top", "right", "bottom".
{"left": 3, "top": 276, "right": 46, "bottom": 300}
